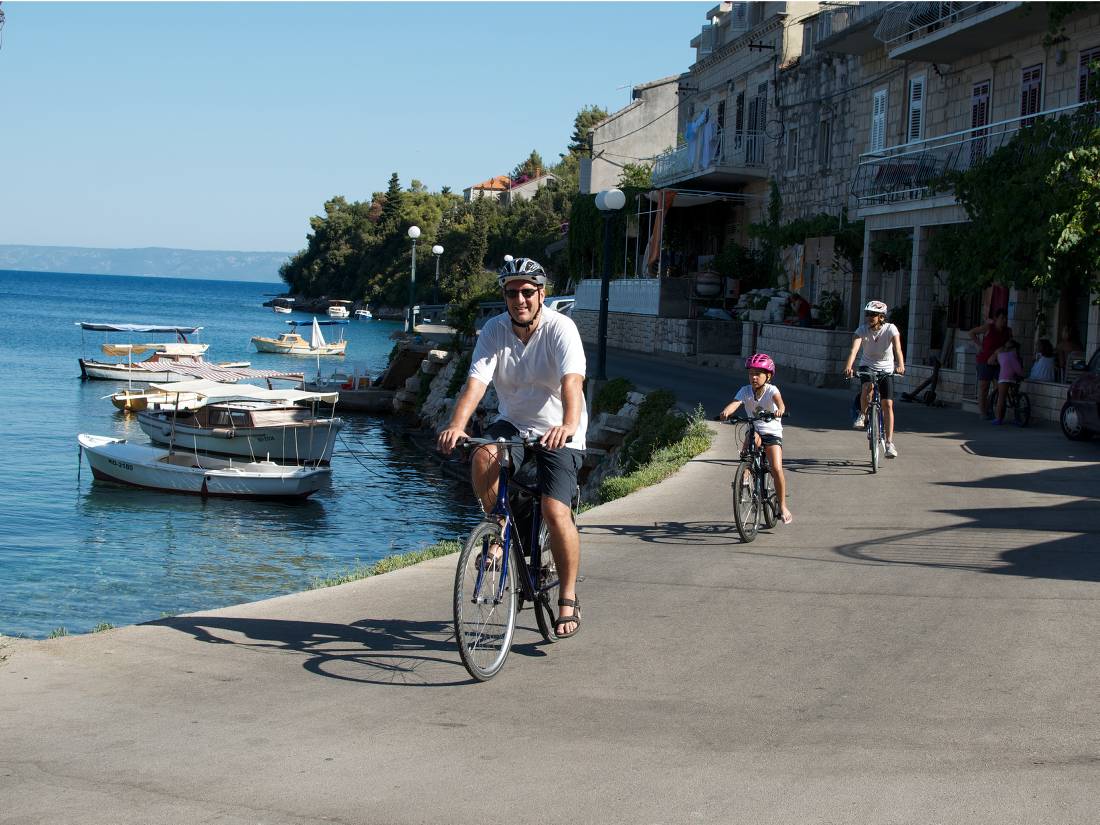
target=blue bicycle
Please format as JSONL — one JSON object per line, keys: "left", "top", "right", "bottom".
{"left": 453, "top": 434, "right": 578, "bottom": 681}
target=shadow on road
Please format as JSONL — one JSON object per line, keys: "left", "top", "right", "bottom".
{"left": 150, "top": 614, "right": 551, "bottom": 687}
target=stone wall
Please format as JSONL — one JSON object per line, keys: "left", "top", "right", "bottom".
{"left": 742, "top": 323, "right": 853, "bottom": 388}
{"left": 574, "top": 310, "right": 741, "bottom": 357}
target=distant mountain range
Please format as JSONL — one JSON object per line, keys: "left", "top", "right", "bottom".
{"left": 0, "top": 245, "right": 291, "bottom": 283}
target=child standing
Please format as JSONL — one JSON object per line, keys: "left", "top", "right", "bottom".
{"left": 992, "top": 338, "right": 1025, "bottom": 425}
{"left": 718, "top": 353, "right": 792, "bottom": 525}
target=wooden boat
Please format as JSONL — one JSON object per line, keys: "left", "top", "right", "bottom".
{"left": 78, "top": 434, "right": 330, "bottom": 499}
{"left": 76, "top": 322, "right": 255, "bottom": 382}
{"left": 110, "top": 387, "right": 202, "bottom": 413}
{"left": 251, "top": 318, "right": 348, "bottom": 356}
{"left": 135, "top": 379, "right": 342, "bottom": 463}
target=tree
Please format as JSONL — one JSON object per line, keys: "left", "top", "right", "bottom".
{"left": 566, "top": 105, "right": 609, "bottom": 157}
{"left": 378, "top": 172, "right": 404, "bottom": 230}
{"left": 1046, "top": 129, "right": 1100, "bottom": 295}
{"left": 512, "top": 150, "right": 545, "bottom": 181}
{"left": 618, "top": 163, "right": 652, "bottom": 189}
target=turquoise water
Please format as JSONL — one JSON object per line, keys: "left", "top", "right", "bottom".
{"left": 0, "top": 270, "right": 481, "bottom": 638}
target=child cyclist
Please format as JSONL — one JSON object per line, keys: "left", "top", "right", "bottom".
{"left": 718, "top": 353, "right": 793, "bottom": 525}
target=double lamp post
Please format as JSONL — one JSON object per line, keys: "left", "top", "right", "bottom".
{"left": 406, "top": 225, "right": 445, "bottom": 333}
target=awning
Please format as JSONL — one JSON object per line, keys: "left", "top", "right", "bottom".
{"left": 76, "top": 322, "right": 203, "bottom": 334}
{"left": 101, "top": 342, "right": 208, "bottom": 357}
{"left": 147, "top": 378, "right": 337, "bottom": 405}
{"left": 130, "top": 359, "right": 302, "bottom": 383}
{"left": 287, "top": 319, "right": 348, "bottom": 327}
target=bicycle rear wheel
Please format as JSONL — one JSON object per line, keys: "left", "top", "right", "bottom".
{"left": 869, "top": 409, "right": 881, "bottom": 473}
{"left": 731, "top": 460, "right": 759, "bottom": 542}
{"left": 762, "top": 469, "right": 778, "bottom": 529}
{"left": 454, "top": 520, "right": 518, "bottom": 681}
{"left": 1013, "top": 390, "right": 1031, "bottom": 427}
{"left": 533, "top": 521, "right": 562, "bottom": 643}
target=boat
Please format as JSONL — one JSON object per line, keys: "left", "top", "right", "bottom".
{"left": 110, "top": 387, "right": 203, "bottom": 413}
{"left": 251, "top": 318, "right": 348, "bottom": 356}
{"left": 273, "top": 298, "right": 295, "bottom": 314}
{"left": 273, "top": 304, "right": 292, "bottom": 315}
{"left": 135, "top": 379, "right": 343, "bottom": 464}
{"left": 354, "top": 308, "right": 372, "bottom": 320}
{"left": 78, "top": 434, "right": 330, "bottom": 499}
{"left": 327, "top": 300, "right": 352, "bottom": 319}
{"left": 303, "top": 369, "right": 396, "bottom": 413}
{"left": 76, "top": 322, "right": 284, "bottom": 383}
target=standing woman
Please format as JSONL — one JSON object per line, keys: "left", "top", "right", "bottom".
{"left": 968, "top": 308, "right": 1011, "bottom": 419}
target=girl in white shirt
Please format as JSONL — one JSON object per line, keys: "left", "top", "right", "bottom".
{"left": 843, "top": 300, "right": 905, "bottom": 458}
{"left": 718, "top": 353, "right": 792, "bottom": 525}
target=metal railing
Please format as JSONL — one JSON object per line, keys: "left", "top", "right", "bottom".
{"left": 851, "top": 102, "right": 1096, "bottom": 206}
{"left": 695, "top": 3, "right": 750, "bottom": 58}
{"left": 816, "top": 1, "right": 879, "bottom": 40}
{"left": 652, "top": 127, "right": 767, "bottom": 186}
{"left": 874, "top": 1, "right": 1004, "bottom": 51}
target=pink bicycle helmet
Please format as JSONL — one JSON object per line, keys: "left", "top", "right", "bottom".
{"left": 745, "top": 353, "right": 775, "bottom": 375}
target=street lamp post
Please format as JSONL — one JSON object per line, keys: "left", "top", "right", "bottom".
{"left": 594, "top": 188, "right": 626, "bottom": 381}
{"left": 406, "top": 225, "right": 421, "bottom": 333}
{"left": 431, "top": 244, "right": 444, "bottom": 304}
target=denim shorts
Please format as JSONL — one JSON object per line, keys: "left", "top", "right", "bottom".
{"left": 976, "top": 363, "right": 999, "bottom": 381}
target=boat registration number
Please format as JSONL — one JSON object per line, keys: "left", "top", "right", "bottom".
{"left": 107, "top": 458, "right": 135, "bottom": 471}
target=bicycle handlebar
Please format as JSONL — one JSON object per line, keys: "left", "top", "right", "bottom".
{"left": 459, "top": 434, "right": 572, "bottom": 449}
{"left": 715, "top": 411, "right": 788, "bottom": 424}
{"left": 850, "top": 368, "right": 897, "bottom": 381}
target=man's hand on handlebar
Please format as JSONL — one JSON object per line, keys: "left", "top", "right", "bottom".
{"left": 436, "top": 427, "right": 468, "bottom": 456}
{"left": 539, "top": 425, "right": 575, "bottom": 451}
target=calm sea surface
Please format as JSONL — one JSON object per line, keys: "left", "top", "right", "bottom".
{"left": 0, "top": 270, "right": 481, "bottom": 638}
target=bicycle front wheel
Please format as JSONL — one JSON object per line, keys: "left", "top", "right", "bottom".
{"left": 762, "top": 469, "right": 778, "bottom": 529}
{"left": 1014, "top": 390, "right": 1031, "bottom": 427}
{"left": 732, "top": 460, "right": 760, "bottom": 542}
{"left": 454, "top": 520, "right": 518, "bottom": 681}
{"left": 869, "top": 409, "right": 881, "bottom": 473}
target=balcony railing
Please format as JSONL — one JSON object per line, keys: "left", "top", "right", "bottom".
{"left": 652, "top": 127, "right": 766, "bottom": 187}
{"left": 816, "top": 1, "right": 875, "bottom": 39}
{"left": 851, "top": 102, "right": 1096, "bottom": 206}
{"left": 694, "top": 3, "right": 750, "bottom": 58}
{"left": 874, "top": 1, "right": 1003, "bottom": 52}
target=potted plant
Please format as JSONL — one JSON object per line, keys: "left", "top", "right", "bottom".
{"left": 814, "top": 290, "right": 843, "bottom": 330}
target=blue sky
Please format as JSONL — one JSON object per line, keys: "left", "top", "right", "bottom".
{"left": 1, "top": 1, "right": 709, "bottom": 253}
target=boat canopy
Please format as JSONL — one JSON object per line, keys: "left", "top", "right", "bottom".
{"left": 147, "top": 379, "right": 338, "bottom": 405}
{"left": 101, "top": 342, "right": 208, "bottom": 357}
{"left": 287, "top": 319, "right": 348, "bottom": 326}
{"left": 76, "top": 322, "right": 203, "bottom": 334}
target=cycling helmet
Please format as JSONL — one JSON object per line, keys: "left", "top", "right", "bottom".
{"left": 864, "top": 300, "right": 888, "bottom": 315}
{"left": 745, "top": 353, "right": 775, "bottom": 375}
{"left": 498, "top": 257, "right": 548, "bottom": 288}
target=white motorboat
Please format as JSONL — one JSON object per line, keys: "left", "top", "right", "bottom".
{"left": 251, "top": 318, "right": 348, "bottom": 356}
{"left": 110, "top": 387, "right": 202, "bottom": 413}
{"left": 78, "top": 434, "right": 330, "bottom": 499}
{"left": 327, "top": 300, "right": 352, "bottom": 319}
{"left": 354, "top": 308, "right": 372, "bottom": 320}
{"left": 273, "top": 305, "right": 292, "bottom": 314}
{"left": 303, "top": 369, "right": 395, "bottom": 413}
{"left": 272, "top": 297, "right": 295, "bottom": 314}
{"left": 135, "top": 379, "right": 343, "bottom": 463}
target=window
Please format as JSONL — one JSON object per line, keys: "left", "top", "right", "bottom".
{"left": 907, "top": 75, "right": 925, "bottom": 142}
{"left": 1080, "top": 46, "right": 1100, "bottom": 102}
{"left": 734, "top": 91, "right": 745, "bottom": 150}
{"left": 1020, "top": 64, "right": 1043, "bottom": 125}
{"left": 971, "top": 79, "right": 991, "bottom": 164}
{"left": 786, "top": 127, "right": 799, "bottom": 172}
{"left": 802, "top": 20, "right": 816, "bottom": 56}
{"left": 870, "top": 88, "right": 888, "bottom": 152}
{"left": 818, "top": 119, "right": 832, "bottom": 167}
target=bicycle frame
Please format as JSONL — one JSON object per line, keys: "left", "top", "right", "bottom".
{"left": 471, "top": 442, "right": 556, "bottom": 605}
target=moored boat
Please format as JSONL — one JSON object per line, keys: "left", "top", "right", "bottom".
{"left": 77, "top": 434, "right": 330, "bottom": 499}
{"left": 251, "top": 318, "right": 348, "bottom": 356}
{"left": 327, "top": 300, "right": 352, "bottom": 319}
{"left": 354, "top": 308, "right": 372, "bottom": 320}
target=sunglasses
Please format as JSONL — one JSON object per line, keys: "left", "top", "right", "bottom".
{"left": 504, "top": 287, "right": 539, "bottom": 300}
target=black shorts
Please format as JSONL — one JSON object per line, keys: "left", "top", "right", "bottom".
{"left": 484, "top": 420, "right": 583, "bottom": 508}
{"left": 861, "top": 373, "right": 894, "bottom": 401}
{"left": 976, "top": 363, "right": 998, "bottom": 382}
{"left": 743, "top": 431, "right": 782, "bottom": 450}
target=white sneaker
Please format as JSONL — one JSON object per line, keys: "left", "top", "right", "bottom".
{"left": 853, "top": 414, "right": 866, "bottom": 429}
{"left": 885, "top": 441, "right": 898, "bottom": 458}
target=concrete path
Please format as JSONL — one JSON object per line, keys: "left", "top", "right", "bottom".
{"left": 3, "top": 356, "right": 1099, "bottom": 824}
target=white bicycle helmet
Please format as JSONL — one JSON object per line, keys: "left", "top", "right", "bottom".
{"left": 864, "top": 300, "right": 888, "bottom": 315}
{"left": 498, "top": 257, "right": 548, "bottom": 288}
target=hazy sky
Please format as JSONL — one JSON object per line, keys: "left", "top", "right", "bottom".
{"left": 1, "top": 1, "right": 709, "bottom": 253}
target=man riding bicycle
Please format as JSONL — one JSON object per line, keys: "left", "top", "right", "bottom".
{"left": 844, "top": 300, "right": 905, "bottom": 459}
{"left": 437, "top": 257, "right": 587, "bottom": 638}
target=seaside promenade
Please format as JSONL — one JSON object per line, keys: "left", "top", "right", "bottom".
{"left": 3, "top": 352, "right": 1100, "bottom": 824}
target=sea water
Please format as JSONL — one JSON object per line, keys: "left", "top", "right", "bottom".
{"left": 0, "top": 270, "right": 481, "bottom": 638}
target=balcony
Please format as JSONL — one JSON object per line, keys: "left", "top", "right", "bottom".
{"left": 815, "top": 1, "right": 888, "bottom": 55}
{"left": 874, "top": 1, "right": 1049, "bottom": 62}
{"left": 652, "top": 127, "right": 768, "bottom": 189}
{"left": 690, "top": 2, "right": 750, "bottom": 60}
{"left": 851, "top": 102, "right": 1096, "bottom": 208}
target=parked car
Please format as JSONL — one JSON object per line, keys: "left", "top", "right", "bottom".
{"left": 1060, "top": 350, "right": 1100, "bottom": 440}
{"left": 544, "top": 295, "right": 575, "bottom": 317}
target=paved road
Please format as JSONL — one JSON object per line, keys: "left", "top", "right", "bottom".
{"left": 3, "top": 355, "right": 1099, "bottom": 824}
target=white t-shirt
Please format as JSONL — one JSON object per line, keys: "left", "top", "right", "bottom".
{"left": 1029, "top": 355, "right": 1056, "bottom": 382}
{"left": 734, "top": 383, "right": 783, "bottom": 438}
{"left": 853, "top": 322, "right": 900, "bottom": 371}
{"left": 468, "top": 309, "right": 588, "bottom": 451}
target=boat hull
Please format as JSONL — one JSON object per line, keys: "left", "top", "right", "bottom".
{"left": 80, "top": 358, "right": 253, "bottom": 381}
{"left": 136, "top": 412, "right": 343, "bottom": 463}
{"left": 78, "top": 434, "right": 329, "bottom": 499}
{"left": 251, "top": 337, "right": 347, "bottom": 356}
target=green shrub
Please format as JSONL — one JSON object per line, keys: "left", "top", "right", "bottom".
{"left": 446, "top": 352, "right": 472, "bottom": 398}
{"left": 620, "top": 389, "right": 687, "bottom": 471}
{"left": 92, "top": 623, "right": 114, "bottom": 633}
{"left": 592, "top": 377, "right": 634, "bottom": 416}
{"left": 48, "top": 627, "right": 68, "bottom": 639}
{"left": 309, "top": 540, "right": 462, "bottom": 589}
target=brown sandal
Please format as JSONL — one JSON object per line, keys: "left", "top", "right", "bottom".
{"left": 554, "top": 597, "right": 581, "bottom": 638}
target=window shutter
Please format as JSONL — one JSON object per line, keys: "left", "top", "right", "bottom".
{"left": 1020, "top": 64, "right": 1042, "bottom": 123}
{"left": 871, "top": 89, "right": 888, "bottom": 152}
{"left": 1081, "top": 47, "right": 1100, "bottom": 102}
{"left": 907, "top": 75, "right": 925, "bottom": 142}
